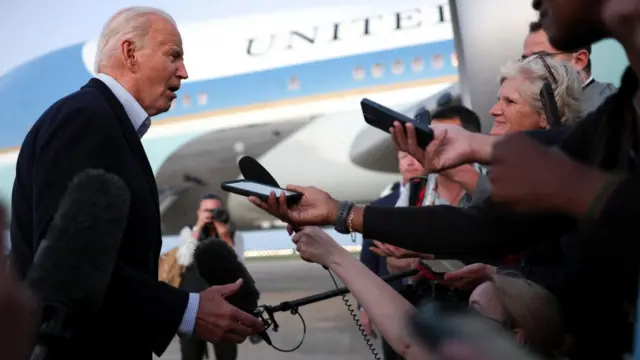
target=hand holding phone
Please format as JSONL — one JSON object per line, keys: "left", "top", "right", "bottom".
{"left": 221, "top": 179, "right": 303, "bottom": 206}
{"left": 361, "top": 98, "right": 434, "bottom": 149}
{"left": 417, "top": 259, "right": 466, "bottom": 281}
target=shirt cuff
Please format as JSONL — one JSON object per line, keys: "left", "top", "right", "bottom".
{"left": 178, "top": 293, "right": 200, "bottom": 335}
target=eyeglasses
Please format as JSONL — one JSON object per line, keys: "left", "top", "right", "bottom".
{"left": 520, "top": 53, "right": 558, "bottom": 85}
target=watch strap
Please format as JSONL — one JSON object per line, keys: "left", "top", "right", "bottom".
{"left": 334, "top": 200, "right": 355, "bottom": 234}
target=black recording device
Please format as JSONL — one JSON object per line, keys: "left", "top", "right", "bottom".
{"left": 417, "top": 259, "right": 466, "bottom": 281}
{"left": 221, "top": 179, "right": 303, "bottom": 206}
{"left": 360, "top": 98, "right": 434, "bottom": 149}
{"left": 26, "top": 169, "right": 130, "bottom": 360}
{"left": 211, "top": 207, "right": 230, "bottom": 224}
{"left": 540, "top": 82, "right": 562, "bottom": 129}
{"left": 410, "top": 301, "right": 540, "bottom": 360}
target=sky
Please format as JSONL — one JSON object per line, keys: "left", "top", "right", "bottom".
{"left": 0, "top": 0, "right": 405, "bottom": 76}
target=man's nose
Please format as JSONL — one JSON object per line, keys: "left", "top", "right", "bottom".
{"left": 177, "top": 62, "right": 189, "bottom": 80}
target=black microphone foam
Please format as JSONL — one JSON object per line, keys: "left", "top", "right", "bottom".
{"left": 194, "top": 238, "right": 260, "bottom": 314}
{"left": 26, "top": 169, "right": 130, "bottom": 348}
{"left": 238, "top": 156, "right": 280, "bottom": 187}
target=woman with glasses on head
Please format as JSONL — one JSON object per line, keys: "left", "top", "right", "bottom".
{"left": 488, "top": 55, "right": 582, "bottom": 136}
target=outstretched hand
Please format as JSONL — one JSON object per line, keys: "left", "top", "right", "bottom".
{"left": 195, "top": 279, "right": 265, "bottom": 344}
{"left": 390, "top": 122, "right": 477, "bottom": 172}
{"left": 370, "top": 240, "right": 434, "bottom": 260}
{"left": 248, "top": 185, "right": 340, "bottom": 227}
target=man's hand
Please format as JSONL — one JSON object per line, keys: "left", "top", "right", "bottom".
{"left": 441, "top": 263, "right": 496, "bottom": 290}
{"left": 490, "top": 133, "right": 611, "bottom": 216}
{"left": 359, "top": 309, "right": 377, "bottom": 338}
{"left": 195, "top": 279, "right": 265, "bottom": 343}
{"left": 291, "top": 227, "right": 347, "bottom": 267}
{"left": 370, "top": 241, "right": 434, "bottom": 260}
{"left": 0, "top": 205, "right": 37, "bottom": 360}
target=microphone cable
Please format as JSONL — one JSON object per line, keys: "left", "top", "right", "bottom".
{"left": 326, "top": 269, "right": 382, "bottom": 360}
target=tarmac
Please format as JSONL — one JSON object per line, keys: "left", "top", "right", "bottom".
{"left": 155, "top": 256, "right": 383, "bottom": 360}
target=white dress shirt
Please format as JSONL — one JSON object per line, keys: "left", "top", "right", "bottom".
{"left": 95, "top": 73, "right": 199, "bottom": 336}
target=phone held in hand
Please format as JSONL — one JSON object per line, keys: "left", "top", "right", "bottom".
{"left": 360, "top": 98, "right": 435, "bottom": 150}
{"left": 417, "top": 259, "right": 466, "bottom": 280}
{"left": 220, "top": 179, "right": 303, "bottom": 206}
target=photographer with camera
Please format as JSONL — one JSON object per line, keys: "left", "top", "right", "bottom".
{"left": 160, "top": 193, "right": 242, "bottom": 360}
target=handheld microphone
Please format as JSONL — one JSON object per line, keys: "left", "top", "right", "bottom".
{"left": 238, "top": 156, "right": 280, "bottom": 187}
{"left": 25, "top": 169, "right": 130, "bottom": 360}
{"left": 193, "top": 238, "right": 270, "bottom": 345}
{"left": 194, "top": 238, "right": 260, "bottom": 313}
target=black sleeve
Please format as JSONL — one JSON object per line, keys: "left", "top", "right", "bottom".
{"left": 524, "top": 126, "right": 574, "bottom": 146}
{"left": 362, "top": 202, "right": 574, "bottom": 258}
{"left": 32, "top": 106, "right": 188, "bottom": 355}
{"left": 588, "top": 176, "right": 640, "bottom": 269}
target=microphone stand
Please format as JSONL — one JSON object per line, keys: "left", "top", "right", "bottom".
{"left": 254, "top": 269, "right": 418, "bottom": 334}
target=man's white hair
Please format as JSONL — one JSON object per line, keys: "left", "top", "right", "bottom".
{"left": 498, "top": 56, "right": 583, "bottom": 126}
{"left": 94, "top": 6, "right": 176, "bottom": 73}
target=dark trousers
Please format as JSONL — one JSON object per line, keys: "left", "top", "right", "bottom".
{"left": 179, "top": 334, "right": 237, "bottom": 360}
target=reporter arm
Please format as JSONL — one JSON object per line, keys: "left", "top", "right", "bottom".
{"left": 33, "top": 107, "right": 190, "bottom": 355}
{"left": 348, "top": 203, "right": 571, "bottom": 257}
{"left": 328, "top": 249, "right": 417, "bottom": 358}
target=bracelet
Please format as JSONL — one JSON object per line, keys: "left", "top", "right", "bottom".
{"left": 334, "top": 201, "right": 355, "bottom": 234}
{"left": 583, "top": 173, "right": 626, "bottom": 222}
{"left": 347, "top": 207, "right": 357, "bottom": 242}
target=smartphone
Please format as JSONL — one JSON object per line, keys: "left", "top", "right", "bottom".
{"left": 410, "top": 301, "right": 540, "bottom": 360}
{"left": 539, "top": 82, "right": 562, "bottom": 129}
{"left": 414, "top": 107, "right": 432, "bottom": 125}
{"left": 417, "top": 259, "right": 466, "bottom": 280}
{"left": 360, "top": 98, "right": 434, "bottom": 149}
{"left": 220, "top": 179, "right": 303, "bottom": 206}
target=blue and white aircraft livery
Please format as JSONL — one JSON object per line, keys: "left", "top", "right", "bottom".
{"left": 0, "top": 0, "right": 459, "bottom": 232}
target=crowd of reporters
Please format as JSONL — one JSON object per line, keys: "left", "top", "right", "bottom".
{"left": 2, "top": 1, "right": 640, "bottom": 360}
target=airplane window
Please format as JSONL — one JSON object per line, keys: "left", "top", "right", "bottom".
{"left": 372, "top": 63, "right": 384, "bottom": 78}
{"left": 391, "top": 60, "right": 404, "bottom": 75}
{"left": 182, "top": 95, "right": 192, "bottom": 107}
{"left": 197, "top": 93, "right": 208, "bottom": 105}
{"left": 287, "top": 76, "right": 300, "bottom": 90}
{"left": 353, "top": 66, "right": 365, "bottom": 80}
{"left": 451, "top": 52, "right": 459, "bottom": 68}
{"left": 432, "top": 54, "right": 445, "bottom": 70}
{"left": 411, "top": 56, "right": 424, "bottom": 72}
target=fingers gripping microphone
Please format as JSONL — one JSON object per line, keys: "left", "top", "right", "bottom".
{"left": 26, "top": 169, "right": 130, "bottom": 360}
{"left": 193, "top": 238, "right": 271, "bottom": 345}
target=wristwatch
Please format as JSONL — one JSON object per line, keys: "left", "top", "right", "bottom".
{"left": 334, "top": 200, "right": 355, "bottom": 234}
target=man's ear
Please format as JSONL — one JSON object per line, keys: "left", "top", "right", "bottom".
{"left": 572, "top": 50, "right": 590, "bottom": 74}
{"left": 121, "top": 40, "right": 139, "bottom": 71}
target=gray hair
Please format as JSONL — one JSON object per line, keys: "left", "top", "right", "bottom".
{"left": 498, "top": 56, "right": 583, "bottom": 125}
{"left": 94, "top": 7, "right": 176, "bottom": 73}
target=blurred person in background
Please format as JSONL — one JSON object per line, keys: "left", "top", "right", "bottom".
{"left": 523, "top": 20, "right": 616, "bottom": 116}
{"left": 0, "top": 204, "right": 35, "bottom": 360}
{"left": 175, "top": 194, "right": 241, "bottom": 360}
